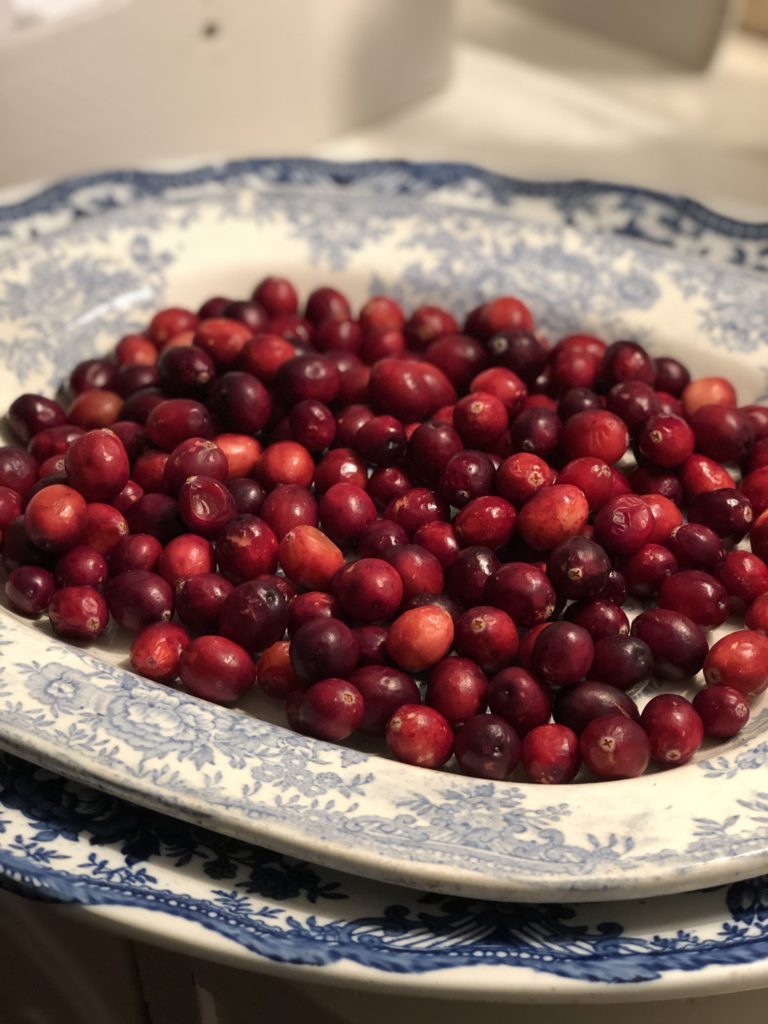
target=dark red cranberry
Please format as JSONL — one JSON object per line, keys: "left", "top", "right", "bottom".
{"left": 621, "top": 543, "right": 678, "bottom": 598}
{"left": 334, "top": 404, "right": 374, "bottom": 449}
{"left": 257, "top": 484, "right": 316, "bottom": 540}
{"left": 590, "top": 635, "right": 653, "bottom": 692}
{"left": 277, "top": 354, "right": 340, "bottom": 407}
{"left": 148, "top": 307, "right": 198, "bottom": 344}
{"left": 354, "top": 415, "right": 406, "bottom": 467}
{"left": 0, "top": 447, "right": 38, "bottom": 497}
{"left": 606, "top": 380, "right": 660, "bottom": 435}
{"left": 318, "top": 483, "right": 376, "bottom": 547}
{"left": 48, "top": 585, "right": 109, "bottom": 640}
{"left": 404, "top": 305, "right": 458, "bottom": 349}
{"left": 367, "top": 466, "right": 412, "bottom": 510}
{"left": 384, "top": 544, "right": 444, "bottom": 601}
{"left": 690, "top": 404, "right": 753, "bottom": 464}
{"left": 629, "top": 465, "right": 683, "bottom": 504}
{"left": 288, "top": 400, "right": 335, "bottom": 452}
{"left": 175, "top": 572, "right": 233, "bottom": 633}
{"left": 357, "top": 519, "right": 409, "bottom": 558}
{"left": 177, "top": 476, "right": 236, "bottom": 538}
{"left": 109, "top": 421, "right": 148, "bottom": 463}
{"left": 426, "top": 656, "right": 488, "bottom": 725}
{"left": 287, "top": 591, "right": 340, "bottom": 637}
{"left": 494, "top": 453, "right": 556, "bottom": 509}
{"left": 64, "top": 428, "right": 130, "bottom": 502}
{"left": 227, "top": 478, "right": 266, "bottom": 517}
{"left": 508, "top": 407, "right": 560, "bottom": 459}
{"left": 0, "top": 486, "right": 22, "bottom": 529}
{"left": 406, "top": 421, "right": 464, "bottom": 488}
{"left": 454, "top": 495, "right": 516, "bottom": 550}
{"left": 486, "top": 666, "right": 551, "bottom": 736}
{"left": 132, "top": 450, "right": 170, "bottom": 494}
{"left": 558, "top": 386, "right": 604, "bottom": 419}
{"left": 653, "top": 356, "right": 690, "bottom": 396}
{"left": 115, "top": 363, "right": 158, "bottom": 397}
{"left": 553, "top": 681, "right": 639, "bottom": 735}
{"left": 108, "top": 534, "right": 161, "bottom": 577}
{"left": 746, "top": 592, "right": 768, "bottom": 632}
{"left": 209, "top": 371, "right": 272, "bottom": 435}
{"left": 485, "top": 328, "right": 545, "bottom": 381}
{"left": 5, "top": 565, "right": 55, "bottom": 615}
{"left": 156, "top": 534, "right": 214, "bottom": 586}
{"left": 1, "top": 517, "right": 52, "bottom": 571}
{"left": 668, "top": 522, "right": 725, "bottom": 572}
{"left": 484, "top": 562, "right": 555, "bottom": 626}
{"left": 215, "top": 515, "right": 278, "bottom": 583}
{"left": 452, "top": 391, "right": 507, "bottom": 449}
{"left": 425, "top": 333, "right": 487, "bottom": 391}
{"left": 304, "top": 285, "right": 351, "bottom": 325}
{"left": 24, "top": 484, "right": 86, "bottom": 553}
{"left": 522, "top": 723, "right": 580, "bottom": 783}
{"left": 130, "top": 622, "right": 190, "bottom": 683}
{"left": 314, "top": 318, "right": 362, "bottom": 354}
{"left": 290, "top": 617, "right": 359, "bottom": 684}
{"left": 454, "top": 714, "right": 521, "bottom": 780}
{"left": 716, "top": 550, "right": 768, "bottom": 612}
{"left": 703, "top": 629, "right": 768, "bottom": 696}
{"left": 156, "top": 344, "right": 215, "bottom": 398}
{"left": 353, "top": 624, "right": 389, "bottom": 666}
{"left": 599, "top": 340, "right": 655, "bottom": 387}
{"left": 359, "top": 325, "right": 405, "bottom": 364}
{"left": 631, "top": 609, "right": 708, "bottom": 681}
{"left": 640, "top": 693, "right": 703, "bottom": 767}
{"left": 531, "top": 622, "right": 594, "bottom": 687}
{"left": 385, "top": 704, "right": 454, "bottom": 768}
{"left": 69, "top": 359, "right": 119, "bottom": 395}
{"left": 79, "top": 502, "right": 128, "bottom": 556}
{"left": 692, "top": 686, "right": 750, "bottom": 738}
{"left": 580, "top": 714, "right": 650, "bottom": 780}
{"left": 106, "top": 570, "right": 173, "bottom": 631}
{"left": 145, "top": 399, "right": 212, "bottom": 451}
{"left": 546, "top": 536, "right": 610, "bottom": 601}
{"left": 222, "top": 300, "right": 268, "bottom": 334}
{"left": 332, "top": 557, "right": 403, "bottom": 624}
{"left": 252, "top": 276, "right": 298, "bottom": 317}
{"left": 216, "top": 578, "right": 288, "bottom": 654}
{"left": 179, "top": 635, "right": 255, "bottom": 704}
{"left": 657, "top": 570, "right": 728, "bottom": 628}
{"left": 453, "top": 606, "right": 518, "bottom": 673}
{"left": 688, "top": 488, "right": 753, "bottom": 544}
{"left": 28, "top": 424, "right": 85, "bottom": 463}
{"left": 55, "top": 545, "right": 108, "bottom": 590}
{"left": 564, "top": 599, "right": 629, "bottom": 642}
{"left": 112, "top": 480, "right": 145, "bottom": 517}
{"left": 413, "top": 521, "right": 460, "bottom": 568}
{"left": 119, "top": 387, "right": 165, "bottom": 426}
{"left": 124, "top": 494, "right": 183, "bottom": 544}
{"left": 288, "top": 678, "right": 364, "bottom": 741}
{"left": 561, "top": 410, "right": 629, "bottom": 464}
{"left": 436, "top": 450, "right": 494, "bottom": 507}
{"left": 638, "top": 413, "right": 695, "bottom": 468}
{"left": 314, "top": 448, "right": 367, "bottom": 494}
{"left": 368, "top": 358, "right": 456, "bottom": 424}
{"left": 8, "top": 393, "right": 67, "bottom": 443}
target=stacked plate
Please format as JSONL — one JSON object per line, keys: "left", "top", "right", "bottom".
{"left": 0, "top": 159, "right": 767, "bottom": 1002}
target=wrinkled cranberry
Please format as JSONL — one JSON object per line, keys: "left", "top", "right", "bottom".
{"left": 48, "top": 585, "right": 109, "bottom": 640}
{"left": 130, "top": 622, "right": 190, "bottom": 683}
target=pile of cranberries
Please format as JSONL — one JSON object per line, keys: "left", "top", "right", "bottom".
{"left": 3, "top": 277, "right": 768, "bottom": 784}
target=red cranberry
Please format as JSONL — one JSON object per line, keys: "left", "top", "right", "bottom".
{"left": 638, "top": 414, "right": 695, "bottom": 468}
{"left": 470, "top": 366, "right": 526, "bottom": 414}
{"left": 318, "top": 483, "right": 376, "bottom": 547}
{"left": 2, "top": 517, "right": 52, "bottom": 571}
{"left": 368, "top": 358, "right": 456, "bottom": 423}
{"left": 48, "top": 585, "right": 109, "bottom": 640}
{"left": 385, "top": 704, "right": 454, "bottom": 769}
{"left": 304, "top": 285, "right": 351, "bottom": 324}
{"left": 278, "top": 525, "right": 343, "bottom": 591}
{"left": 353, "top": 624, "right": 389, "bottom": 666}
{"left": 746, "top": 592, "right": 768, "bottom": 632}
{"left": 179, "top": 635, "right": 255, "bottom": 704}
{"left": 717, "top": 550, "right": 768, "bottom": 611}
{"left": 175, "top": 572, "right": 233, "bottom": 633}
{"left": 164, "top": 438, "right": 228, "bottom": 495}
{"left": 287, "top": 591, "right": 341, "bottom": 637}
{"left": 108, "top": 534, "right": 161, "bottom": 577}
{"left": 209, "top": 372, "right": 272, "bottom": 434}
{"left": 426, "top": 656, "right": 488, "bottom": 725}
{"left": 0, "top": 486, "right": 23, "bottom": 529}
{"left": 593, "top": 494, "right": 653, "bottom": 555}
{"left": 289, "top": 678, "right": 364, "bottom": 741}
{"left": 332, "top": 557, "right": 404, "bottom": 624}
{"left": 403, "top": 421, "right": 462, "bottom": 488}
{"left": 194, "top": 318, "right": 253, "bottom": 368}
{"left": 290, "top": 617, "right": 359, "bottom": 684}
{"left": 453, "top": 495, "right": 516, "bottom": 550}
{"left": 115, "top": 363, "right": 158, "bottom": 396}
{"left": 8, "top": 393, "right": 67, "bottom": 442}
{"left": 237, "top": 334, "right": 295, "bottom": 382}
{"left": 217, "top": 578, "right": 288, "bottom": 654}
{"left": 386, "top": 605, "right": 454, "bottom": 673}
{"left": 252, "top": 276, "right": 297, "bottom": 317}
{"left": 368, "top": 467, "right": 412, "bottom": 510}
{"left": 177, "top": 476, "right": 236, "bottom": 538}
{"left": 668, "top": 523, "right": 725, "bottom": 572}
{"left": 24, "top": 484, "right": 86, "bottom": 553}
{"left": 454, "top": 714, "right": 521, "bottom": 780}
{"left": 680, "top": 454, "right": 736, "bottom": 498}
{"left": 580, "top": 714, "right": 650, "bottom": 780}
{"left": 508, "top": 407, "right": 560, "bottom": 459}
{"left": 216, "top": 515, "right": 278, "bottom": 583}
{"left": 437, "top": 450, "right": 494, "bottom": 508}
{"left": 277, "top": 354, "right": 340, "bottom": 407}
{"left": 54, "top": 545, "right": 108, "bottom": 590}
{"left": 119, "top": 387, "right": 165, "bottom": 426}
{"left": 590, "top": 635, "right": 653, "bottom": 692}
{"left": 599, "top": 340, "right": 655, "bottom": 387}
{"left": 359, "top": 295, "right": 404, "bottom": 333}
{"left": 446, "top": 545, "right": 500, "bottom": 608}
{"left": 565, "top": 599, "right": 630, "bottom": 642}
{"left": 703, "top": 630, "right": 768, "bottom": 696}
{"left": 484, "top": 327, "right": 544, "bottom": 380}
{"left": 227, "top": 479, "right": 266, "bottom": 518}
{"left": 557, "top": 458, "right": 613, "bottom": 511}
{"left": 148, "top": 307, "right": 198, "bottom": 345}
{"left": 156, "top": 344, "right": 215, "bottom": 397}
{"left": 561, "top": 410, "right": 629, "bottom": 464}
{"left": 689, "top": 404, "right": 753, "bottom": 464}
{"left": 288, "top": 400, "right": 335, "bottom": 452}
{"left": 28, "top": 424, "right": 85, "bottom": 463}
{"left": 494, "top": 453, "right": 556, "bottom": 508}
{"left": 156, "top": 534, "right": 214, "bottom": 586}
{"left": 255, "top": 641, "right": 300, "bottom": 700}
{"left": 630, "top": 465, "right": 683, "bottom": 504}
{"left": 531, "top": 622, "right": 594, "bottom": 687}
{"left": 682, "top": 376, "right": 737, "bottom": 417}
{"left": 259, "top": 484, "right": 317, "bottom": 540}
{"left": 549, "top": 347, "right": 600, "bottom": 393}
{"left": 258, "top": 441, "right": 315, "bottom": 491}
{"left": 606, "top": 380, "right": 660, "bottom": 435}
{"left": 130, "top": 622, "right": 190, "bottom": 683}
{"left": 63, "top": 428, "right": 130, "bottom": 502}
{"left": 5, "top": 565, "right": 55, "bottom": 615}
{"left": 631, "top": 609, "right": 708, "bottom": 681}
{"left": 314, "top": 318, "right": 362, "bottom": 354}
{"left": 486, "top": 667, "right": 551, "bottom": 736}
{"left": 522, "top": 724, "right": 580, "bottom": 783}
{"left": 0, "top": 447, "right": 38, "bottom": 497}
{"left": 517, "top": 484, "right": 589, "bottom": 551}
{"left": 357, "top": 519, "right": 409, "bottom": 558}
{"left": 354, "top": 415, "right": 406, "bottom": 467}
{"left": 546, "top": 536, "right": 610, "bottom": 601}
{"left": 453, "top": 605, "right": 518, "bottom": 673}
{"left": 692, "top": 686, "right": 750, "bottom": 738}
{"left": 621, "top": 543, "right": 678, "bottom": 598}
{"left": 640, "top": 694, "right": 703, "bottom": 766}
{"left": 106, "top": 570, "right": 173, "bottom": 631}
{"left": 554, "top": 681, "right": 639, "bottom": 736}
{"left": 404, "top": 304, "right": 457, "bottom": 349}
{"left": 657, "top": 570, "right": 728, "bottom": 629}
{"left": 452, "top": 391, "right": 506, "bottom": 449}
{"left": 654, "top": 356, "right": 690, "bottom": 396}
{"left": 558, "top": 386, "right": 604, "bottom": 419}
{"left": 145, "top": 399, "right": 212, "bottom": 451}
{"left": 384, "top": 544, "right": 444, "bottom": 600}
{"left": 413, "top": 521, "right": 460, "bottom": 568}
{"left": 688, "top": 488, "right": 753, "bottom": 544}
{"left": 642, "top": 493, "right": 683, "bottom": 545}
{"left": 741, "top": 467, "right": 768, "bottom": 517}
{"left": 115, "top": 335, "right": 157, "bottom": 367}
{"left": 485, "top": 562, "right": 555, "bottom": 626}
{"left": 425, "top": 334, "right": 488, "bottom": 390}
{"left": 132, "top": 450, "right": 170, "bottom": 494}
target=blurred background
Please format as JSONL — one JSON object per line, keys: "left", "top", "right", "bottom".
{"left": 1, "top": 0, "right": 766, "bottom": 216}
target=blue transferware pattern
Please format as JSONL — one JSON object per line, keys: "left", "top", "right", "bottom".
{"left": 4, "top": 748, "right": 768, "bottom": 996}
{"left": 0, "top": 159, "right": 767, "bottom": 907}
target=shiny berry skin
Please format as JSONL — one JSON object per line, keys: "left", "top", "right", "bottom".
{"left": 454, "top": 714, "right": 521, "bottom": 780}
{"left": 345, "top": 665, "right": 417, "bottom": 735}
{"left": 105, "top": 570, "right": 173, "bottom": 631}
{"left": 687, "top": 488, "right": 753, "bottom": 544}
{"left": 690, "top": 404, "right": 753, "bottom": 464}
{"left": 406, "top": 421, "right": 463, "bottom": 488}
{"left": 654, "top": 356, "right": 690, "bottom": 396}
{"left": 48, "top": 585, "right": 109, "bottom": 640}
{"left": 494, "top": 453, "right": 556, "bottom": 508}
{"left": 317, "top": 483, "right": 376, "bottom": 547}
{"left": 5, "top": 565, "right": 55, "bottom": 615}
{"left": 404, "top": 304, "right": 458, "bottom": 349}
{"left": 599, "top": 340, "right": 655, "bottom": 386}
{"left": 446, "top": 545, "right": 501, "bottom": 609}
{"left": 438, "top": 450, "right": 495, "bottom": 508}
{"left": 8, "top": 393, "right": 67, "bottom": 442}
{"left": 193, "top": 318, "right": 253, "bottom": 368}
{"left": 353, "top": 624, "right": 388, "bottom": 666}
{"left": 593, "top": 494, "right": 653, "bottom": 555}
{"left": 61, "top": 429, "right": 128, "bottom": 502}
{"left": 130, "top": 622, "right": 190, "bottom": 683}
{"left": 716, "top": 550, "right": 768, "bottom": 611}
{"left": 384, "top": 544, "right": 444, "bottom": 601}
{"left": 531, "top": 622, "right": 594, "bottom": 687}
{"left": 148, "top": 307, "right": 198, "bottom": 345}
{"left": 177, "top": 476, "right": 236, "bottom": 539}
{"left": 470, "top": 366, "right": 527, "bottom": 413}
{"left": 0, "top": 447, "right": 38, "bottom": 497}
{"left": 680, "top": 453, "right": 736, "bottom": 498}
{"left": 108, "top": 534, "right": 162, "bottom": 577}
{"left": 637, "top": 414, "right": 695, "bottom": 467}
{"left": 668, "top": 522, "right": 725, "bottom": 572}
{"left": 215, "top": 515, "right": 278, "bottom": 584}
{"left": 621, "top": 543, "right": 678, "bottom": 598}
{"left": 156, "top": 344, "right": 215, "bottom": 398}
{"left": 657, "top": 570, "right": 728, "bottom": 629}
{"left": 453, "top": 391, "right": 507, "bottom": 448}
{"left": 277, "top": 525, "right": 344, "bottom": 592}
{"left": 386, "top": 605, "right": 454, "bottom": 673}
{"left": 332, "top": 556, "right": 403, "bottom": 624}
{"left": 179, "top": 635, "right": 255, "bottom": 705}
{"left": 252, "top": 275, "right": 298, "bottom": 316}
{"left": 289, "top": 617, "right": 359, "bottom": 685}
{"left": 145, "top": 399, "right": 212, "bottom": 451}
{"left": 557, "top": 457, "right": 613, "bottom": 512}
{"left": 413, "top": 521, "right": 460, "bottom": 569}
{"left": 631, "top": 609, "right": 708, "bottom": 681}
{"left": 640, "top": 694, "right": 703, "bottom": 766}
{"left": 289, "top": 678, "right": 364, "bottom": 741}
{"left": 522, "top": 724, "right": 580, "bottom": 784}
{"left": 54, "top": 545, "right": 108, "bottom": 591}
{"left": 590, "top": 634, "right": 653, "bottom": 692}
{"left": 425, "top": 333, "right": 488, "bottom": 390}
{"left": 216, "top": 578, "right": 289, "bottom": 655}
{"left": 426, "top": 656, "right": 488, "bottom": 725}
{"left": 255, "top": 641, "right": 300, "bottom": 700}
{"left": 163, "top": 438, "right": 228, "bottom": 495}
{"left": 258, "top": 441, "right": 315, "bottom": 491}
{"left": 485, "top": 562, "right": 555, "bottom": 627}
{"left": 703, "top": 630, "right": 768, "bottom": 696}
{"left": 453, "top": 606, "right": 519, "bottom": 673}
{"left": 746, "top": 592, "right": 768, "bottom": 632}
{"left": 486, "top": 667, "right": 551, "bottom": 736}
{"left": 558, "top": 386, "right": 603, "bottom": 419}
{"left": 28, "top": 424, "right": 85, "bottom": 463}
{"left": 642, "top": 493, "right": 683, "bottom": 546}
{"left": 546, "top": 536, "right": 610, "bottom": 601}
{"left": 580, "top": 715, "right": 650, "bottom": 780}
{"left": 175, "top": 572, "right": 233, "bottom": 634}
{"left": 215, "top": 433, "right": 261, "bottom": 480}
{"left": 692, "top": 686, "right": 750, "bottom": 738}
{"left": 741, "top": 467, "right": 768, "bottom": 517}
{"left": 554, "top": 681, "right": 639, "bottom": 735}
{"left": 564, "top": 599, "right": 630, "bottom": 642}
{"left": 385, "top": 704, "right": 454, "bottom": 769}
{"left": 156, "top": 533, "right": 214, "bottom": 587}
{"left": 255, "top": 484, "right": 316, "bottom": 541}
{"left": 24, "top": 484, "right": 86, "bottom": 553}
{"left": 124, "top": 494, "right": 183, "bottom": 545}
{"left": 606, "top": 381, "right": 660, "bottom": 435}
{"left": 561, "top": 410, "right": 629, "bottom": 464}
{"left": 508, "top": 407, "right": 560, "bottom": 459}
{"left": 517, "top": 484, "right": 589, "bottom": 552}
{"left": 454, "top": 495, "right": 516, "bottom": 550}
{"left": 682, "top": 376, "right": 737, "bottom": 417}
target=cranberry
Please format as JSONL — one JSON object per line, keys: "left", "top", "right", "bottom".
{"left": 278, "top": 525, "right": 344, "bottom": 591}
{"left": 332, "top": 557, "right": 404, "bottom": 624}
{"left": 436, "top": 450, "right": 493, "bottom": 508}
{"left": 642, "top": 493, "right": 683, "bottom": 545}
{"left": 741, "top": 467, "right": 768, "bottom": 517}
{"left": 209, "top": 371, "right": 272, "bottom": 435}
{"left": 450, "top": 392, "right": 505, "bottom": 449}
{"left": 517, "top": 484, "right": 589, "bottom": 551}
{"left": 254, "top": 641, "right": 300, "bottom": 700}
{"left": 284, "top": 592, "right": 337, "bottom": 637}
{"left": 289, "top": 617, "right": 359, "bottom": 684}
{"left": 718, "top": 550, "right": 768, "bottom": 612}
{"left": 689, "top": 404, "right": 753, "bottom": 464}
{"left": 631, "top": 609, "right": 708, "bottom": 681}
{"left": 302, "top": 285, "right": 350, "bottom": 325}
{"left": 115, "top": 363, "right": 158, "bottom": 397}
{"left": 580, "top": 714, "right": 650, "bottom": 780}
{"left": 62, "top": 428, "right": 130, "bottom": 502}
{"left": 453, "top": 495, "right": 515, "bottom": 550}
{"left": 531, "top": 622, "right": 594, "bottom": 687}
{"left": 654, "top": 356, "right": 690, "bottom": 396}
{"left": 130, "top": 622, "right": 190, "bottom": 683}
{"left": 24, "top": 484, "right": 86, "bottom": 553}
{"left": 425, "top": 334, "right": 487, "bottom": 390}
{"left": 258, "top": 441, "right": 315, "bottom": 491}
{"left": 215, "top": 434, "right": 261, "bottom": 481}
{"left": 366, "top": 467, "right": 411, "bottom": 510}
{"left": 470, "top": 367, "right": 526, "bottom": 415}
{"left": 682, "top": 376, "right": 737, "bottom": 417}
{"left": 256, "top": 484, "right": 316, "bottom": 541}
{"left": 155, "top": 533, "right": 213, "bottom": 586}
{"left": 315, "top": 483, "right": 375, "bottom": 547}
{"left": 688, "top": 488, "right": 753, "bottom": 544}
{"left": 546, "top": 536, "right": 610, "bottom": 601}
{"left": 621, "top": 543, "right": 678, "bottom": 598}
{"left": 119, "top": 387, "right": 165, "bottom": 426}
{"left": 742, "top": 405, "right": 768, "bottom": 442}
{"left": 703, "top": 629, "right": 768, "bottom": 696}
{"left": 0, "top": 486, "right": 22, "bottom": 529}
{"left": 453, "top": 605, "right": 518, "bottom": 673}
{"left": 413, "top": 521, "right": 460, "bottom": 568}
{"left": 593, "top": 494, "right": 653, "bottom": 555}
{"left": 402, "top": 421, "right": 460, "bottom": 487}
{"left": 148, "top": 307, "right": 198, "bottom": 344}
{"left": 216, "top": 578, "right": 288, "bottom": 654}
{"left": 54, "top": 545, "right": 108, "bottom": 590}
{"left": 237, "top": 334, "right": 295, "bottom": 382}
{"left": 561, "top": 410, "right": 629, "bottom": 464}
{"left": 424, "top": 656, "right": 487, "bottom": 725}
{"left": 356, "top": 520, "right": 408, "bottom": 559}
{"left": 668, "top": 523, "right": 724, "bottom": 572}
{"left": 558, "top": 386, "right": 604, "bottom": 419}
{"left": 484, "top": 667, "right": 550, "bottom": 735}
{"left": 508, "top": 407, "right": 560, "bottom": 459}
{"left": 5, "top": 565, "right": 55, "bottom": 615}
{"left": 386, "top": 605, "right": 454, "bottom": 673}
{"left": 215, "top": 515, "right": 278, "bottom": 584}
{"left": 176, "top": 475, "right": 236, "bottom": 539}
{"left": 522, "top": 724, "right": 580, "bottom": 783}
{"left": 124, "top": 494, "right": 182, "bottom": 544}
{"left": 485, "top": 562, "right": 555, "bottom": 626}
{"left": 494, "top": 454, "right": 554, "bottom": 509}
{"left": 249, "top": 276, "right": 297, "bottom": 317}
{"left": 606, "top": 381, "right": 660, "bottom": 435}
{"left": 0, "top": 447, "right": 38, "bottom": 497}
{"left": 28, "top": 424, "right": 85, "bottom": 463}
{"left": 288, "top": 678, "right": 364, "bottom": 741}
{"left": 443, "top": 545, "right": 498, "bottom": 608}
{"left": 164, "top": 438, "right": 228, "bottom": 495}
{"left": 590, "top": 635, "right": 653, "bottom": 692}
{"left": 8, "top": 393, "right": 67, "bottom": 442}
{"left": 156, "top": 344, "right": 215, "bottom": 398}
{"left": 454, "top": 714, "right": 521, "bottom": 780}
{"left": 369, "top": 358, "right": 456, "bottom": 424}
{"left": 385, "top": 704, "right": 454, "bottom": 769}
{"left": 564, "top": 599, "right": 630, "bottom": 642}
{"left": 692, "top": 686, "right": 750, "bottom": 738}
{"left": 554, "top": 681, "right": 639, "bottom": 736}
{"left": 557, "top": 458, "right": 612, "bottom": 512}
{"left": 599, "top": 340, "right": 655, "bottom": 387}
{"left": 48, "top": 585, "right": 109, "bottom": 640}
{"left": 116, "top": 335, "right": 157, "bottom": 367}
{"left": 630, "top": 466, "right": 683, "bottom": 504}
{"left": 193, "top": 318, "right": 253, "bottom": 368}
{"left": 485, "top": 328, "right": 545, "bottom": 381}
{"left": 106, "top": 570, "right": 173, "bottom": 631}
{"left": 402, "top": 304, "right": 456, "bottom": 349}
{"left": 746, "top": 592, "right": 768, "bottom": 632}
{"left": 640, "top": 694, "right": 703, "bottom": 767}
{"left": 680, "top": 454, "right": 736, "bottom": 498}
{"left": 657, "top": 570, "right": 728, "bottom": 629}
{"left": 638, "top": 413, "right": 695, "bottom": 468}
{"left": 314, "top": 318, "right": 362, "bottom": 355}
{"left": 68, "top": 388, "right": 122, "bottom": 429}
{"left": 132, "top": 450, "right": 170, "bottom": 495}
{"left": 179, "top": 635, "right": 255, "bottom": 704}
{"left": 175, "top": 572, "right": 233, "bottom": 633}
{"left": 384, "top": 544, "right": 444, "bottom": 600}
{"left": 107, "top": 535, "right": 160, "bottom": 578}
{"left": 145, "top": 399, "right": 212, "bottom": 451}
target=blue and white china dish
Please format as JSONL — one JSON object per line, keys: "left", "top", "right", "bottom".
{"left": 0, "top": 159, "right": 767, "bottom": 905}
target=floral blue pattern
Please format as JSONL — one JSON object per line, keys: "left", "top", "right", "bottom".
{"left": 0, "top": 160, "right": 767, "bottom": 910}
